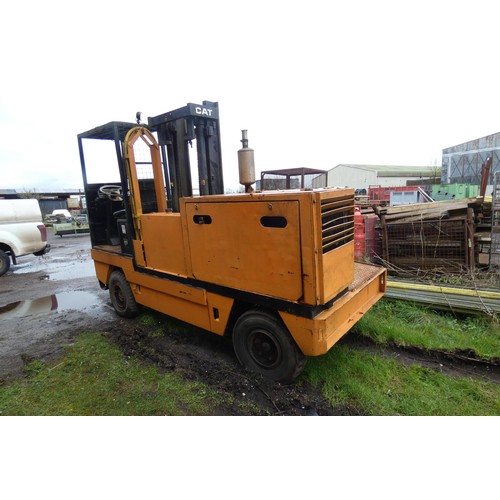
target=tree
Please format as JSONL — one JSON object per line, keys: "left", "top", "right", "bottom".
{"left": 19, "top": 188, "right": 41, "bottom": 200}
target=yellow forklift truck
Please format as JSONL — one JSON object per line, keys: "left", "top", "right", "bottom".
{"left": 77, "top": 101, "right": 386, "bottom": 382}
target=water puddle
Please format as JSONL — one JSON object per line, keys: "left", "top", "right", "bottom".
{"left": 45, "top": 260, "right": 96, "bottom": 281}
{"left": 0, "top": 291, "right": 104, "bottom": 320}
{"left": 14, "top": 258, "right": 96, "bottom": 281}
{"left": 13, "top": 245, "right": 95, "bottom": 281}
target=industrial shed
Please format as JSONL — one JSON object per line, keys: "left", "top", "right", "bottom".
{"left": 442, "top": 132, "right": 500, "bottom": 186}
{"left": 0, "top": 189, "right": 84, "bottom": 217}
{"left": 312, "top": 164, "right": 440, "bottom": 191}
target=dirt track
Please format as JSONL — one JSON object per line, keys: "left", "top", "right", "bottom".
{"left": 0, "top": 231, "right": 497, "bottom": 415}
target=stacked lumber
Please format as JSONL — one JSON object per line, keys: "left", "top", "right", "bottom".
{"left": 375, "top": 198, "right": 480, "bottom": 273}
{"left": 377, "top": 198, "right": 478, "bottom": 223}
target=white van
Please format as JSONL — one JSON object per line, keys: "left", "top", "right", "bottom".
{"left": 0, "top": 199, "right": 50, "bottom": 276}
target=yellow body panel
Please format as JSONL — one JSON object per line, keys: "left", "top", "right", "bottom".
{"left": 206, "top": 293, "right": 234, "bottom": 335}
{"left": 92, "top": 248, "right": 216, "bottom": 332}
{"left": 320, "top": 242, "right": 355, "bottom": 302}
{"left": 132, "top": 239, "right": 146, "bottom": 267}
{"left": 279, "top": 263, "right": 386, "bottom": 356}
{"left": 184, "top": 200, "right": 302, "bottom": 301}
{"left": 131, "top": 283, "right": 211, "bottom": 331}
{"left": 178, "top": 189, "right": 355, "bottom": 306}
{"left": 141, "top": 212, "right": 188, "bottom": 276}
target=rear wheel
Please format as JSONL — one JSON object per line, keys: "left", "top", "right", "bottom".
{"left": 232, "top": 310, "right": 306, "bottom": 383}
{"left": 0, "top": 250, "right": 11, "bottom": 277}
{"left": 108, "top": 270, "right": 140, "bottom": 318}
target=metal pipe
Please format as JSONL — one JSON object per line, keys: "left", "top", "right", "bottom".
{"left": 386, "top": 280, "right": 500, "bottom": 315}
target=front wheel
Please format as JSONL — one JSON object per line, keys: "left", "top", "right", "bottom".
{"left": 232, "top": 310, "right": 306, "bottom": 383}
{"left": 108, "top": 270, "right": 141, "bottom": 318}
{"left": 0, "top": 250, "right": 11, "bottom": 277}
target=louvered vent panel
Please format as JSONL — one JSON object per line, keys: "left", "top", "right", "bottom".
{"left": 321, "top": 196, "right": 354, "bottom": 253}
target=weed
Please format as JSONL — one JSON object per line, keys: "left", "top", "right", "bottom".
{"left": 147, "top": 330, "right": 164, "bottom": 338}
{"left": 140, "top": 313, "right": 159, "bottom": 327}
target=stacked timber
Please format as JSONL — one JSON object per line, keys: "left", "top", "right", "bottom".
{"left": 375, "top": 198, "right": 482, "bottom": 273}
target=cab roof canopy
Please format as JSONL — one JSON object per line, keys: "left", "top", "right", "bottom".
{"left": 77, "top": 121, "right": 139, "bottom": 141}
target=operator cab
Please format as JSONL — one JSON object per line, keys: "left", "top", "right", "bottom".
{"left": 77, "top": 101, "right": 223, "bottom": 253}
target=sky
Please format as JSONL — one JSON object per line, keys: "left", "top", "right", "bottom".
{"left": 2, "top": 0, "right": 500, "bottom": 192}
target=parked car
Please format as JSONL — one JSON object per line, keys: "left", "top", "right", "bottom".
{"left": 52, "top": 208, "right": 73, "bottom": 222}
{"left": 0, "top": 199, "right": 51, "bottom": 276}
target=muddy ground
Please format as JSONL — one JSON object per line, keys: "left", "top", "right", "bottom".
{"left": 0, "top": 231, "right": 498, "bottom": 415}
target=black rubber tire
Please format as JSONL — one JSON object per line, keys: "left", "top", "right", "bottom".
{"left": 0, "top": 250, "right": 11, "bottom": 277}
{"left": 108, "top": 270, "right": 141, "bottom": 318}
{"left": 232, "top": 310, "right": 307, "bottom": 383}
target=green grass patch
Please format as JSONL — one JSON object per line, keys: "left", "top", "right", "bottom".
{"left": 139, "top": 313, "right": 164, "bottom": 337}
{"left": 305, "top": 345, "right": 500, "bottom": 415}
{"left": 140, "top": 313, "right": 158, "bottom": 327}
{"left": 354, "top": 300, "right": 500, "bottom": 359}
{"left": 0, "top": 332, "right": 224, "bottom": 416}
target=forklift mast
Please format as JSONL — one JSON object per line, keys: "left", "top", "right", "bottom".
{"left": 148, "top": 101, "right": 224, "bottom": 212}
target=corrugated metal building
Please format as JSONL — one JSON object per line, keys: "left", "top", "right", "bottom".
{"left": 312, "top": 164, "right": 440, "bottom": 191}
{"left": 0, "top": 189, "right": 18, "bottom": 199}
{"left": 0, "top": 189, "right": 84, "bottom": 217}
{"left": 442, "top": 132, "right": 500, "bottom": 185}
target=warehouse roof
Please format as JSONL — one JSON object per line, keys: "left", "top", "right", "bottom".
{"left": 0, "top": 189, "right": 83, "bottom": 199}
{"left": 332, "top": 164, "right": 440, "bottom": 178}
{"left": 443, "top": 131, "right": 500, "bottom": 154}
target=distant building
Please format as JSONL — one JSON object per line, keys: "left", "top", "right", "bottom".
{"left": 0, "top": 189, "right": 18, "bottom": 199}
{"left": 312, "top": 164, "right": 440, "bottom": 191}
{"left": 442, "top": 132, "right": 500, "bottom": 185}
{"left": 0, "top": 189, "right": 84, "bottom": 217}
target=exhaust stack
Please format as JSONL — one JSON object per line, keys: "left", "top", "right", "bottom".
{"left": 238, "top": 130, "right": 255, "bottom": 193}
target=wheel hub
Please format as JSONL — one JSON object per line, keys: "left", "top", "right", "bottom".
{"left": 113, "top": 285, "right": 125, "bottom": 308}
{"left": 248, "top": 330, "right": 281, "bottom": 369}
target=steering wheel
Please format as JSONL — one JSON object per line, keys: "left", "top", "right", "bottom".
{"left": 98, "top": 185, "right": 123, "bottom": 201}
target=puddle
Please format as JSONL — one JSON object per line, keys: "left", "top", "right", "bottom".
{"left": 14, "top": 258, "right": 96, "bottom": 281}
{"left": 44, "top": 260, "right": 96, "bottom": 281}
{"left": 0, "top": 291, "right": 104, "bottom": 320}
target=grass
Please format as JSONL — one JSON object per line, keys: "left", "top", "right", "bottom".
{"left": 140, "top": 313, "right": 164, "bottom": 338}
{"left": 1, "top": 304, "right": 499, "bottom": 416}
{"left": 305, "top": 345, "right": 500, "bottom": 416}
{"left": 353, "top": 299, "right": 500, "bottom": 359}
{"left": 0, "top": 332, "right": 224, "bottom": 416}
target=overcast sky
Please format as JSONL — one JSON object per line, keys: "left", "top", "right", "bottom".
{"left": 2, "top": 0, "right": 500, "bottom": 192}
